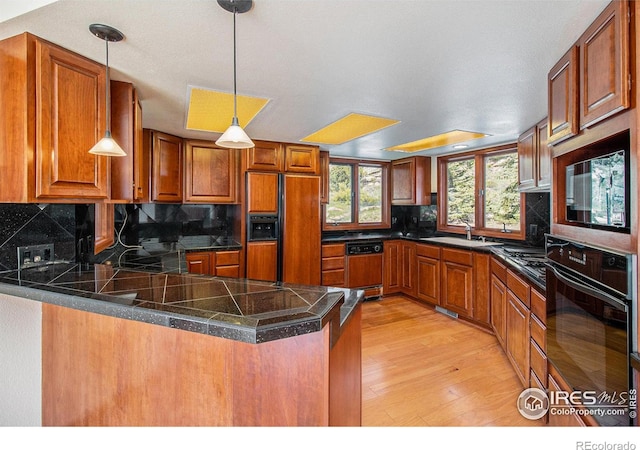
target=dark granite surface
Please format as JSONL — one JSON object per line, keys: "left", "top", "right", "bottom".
{"left": 0, "top": 261, "right": 362, "bottom": 344}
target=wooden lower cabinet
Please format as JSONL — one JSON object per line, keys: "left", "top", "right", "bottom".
{"left": 548, "top": 363, "right": 595, "bottom": 427}
{"left": 383, "top": 240, "right": 401, "bottom": 294}
{"left": 246, "top": 241, "right": 278, "bottom": 282}
{"left": 440, "top": 248, "right": 473, "bottom": 317}
{"left": 506, "top": 289, "right": 531, "bottom": 387}
{"left": 416, "top": 244, "right": 440, "bottom": 305}
{"left": 186, "top": 250, "right": 241, "bottom": 277}
{"left": 401, "top": 242, "right": 416, "bottom": 296}
{"left": 490, "top": 273, "right": 507, "bottom": 348}
{"left": 321, "top": 243, "right": 345, "bottom": 287}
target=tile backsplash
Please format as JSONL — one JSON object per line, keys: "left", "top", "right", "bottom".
{"left": 0, "top": 204, "right": 76, "bottom": 271}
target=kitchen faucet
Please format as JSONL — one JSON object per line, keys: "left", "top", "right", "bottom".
{"left": 463, "top": 221, "right": 472, "bottom": 240}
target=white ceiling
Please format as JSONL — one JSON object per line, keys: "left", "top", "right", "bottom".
{"left": 0, "top": 0, "right": 611, "bottom": 160}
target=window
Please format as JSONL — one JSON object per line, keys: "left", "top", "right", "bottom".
{"left": 324, "top": 159, "right": 390, "bottom": 230}
{"left": 438, "top": 145, "right": 524, "bottom": 239}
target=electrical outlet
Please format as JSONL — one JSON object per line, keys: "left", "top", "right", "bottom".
{"left": 529, "top": 224, "right": 538, "bottom": 236}
{"left": 17, "top": 243, "right": 54, "bottom": 269}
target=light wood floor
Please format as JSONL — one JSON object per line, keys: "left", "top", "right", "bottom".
{"left": 361, "top": 296, "right": 543, "bottom": 426}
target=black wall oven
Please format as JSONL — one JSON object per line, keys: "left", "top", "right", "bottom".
{"left": 545, "top": 234, "right": 636, "bottom": 426}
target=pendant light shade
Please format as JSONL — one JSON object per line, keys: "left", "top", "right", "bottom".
{"left": 215, "top": 0, "right": 255, "bottom": 149}
{"left": 89, "top": 23, "right": 127, "bottom": 157}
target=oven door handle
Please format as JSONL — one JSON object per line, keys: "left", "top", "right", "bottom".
{"left": 548, "top": 265, "right": 628, "bottom": 311}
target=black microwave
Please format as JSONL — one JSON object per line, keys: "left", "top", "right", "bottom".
{"left": 565, "top": 149, "right": 629, "bottom": 232}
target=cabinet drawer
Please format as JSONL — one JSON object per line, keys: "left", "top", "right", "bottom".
{"left": 416, "top": 244, "right": 440, "bottom": 259}
{"left": 322, "top": 243, "right": 345, "bottom": 258}
{"left": 322, "top": 256, "right": 345, "bottom": 271}
{"left": 216, "top": 265, "right": 240, "bottom": 278}
{"left": 491, "top": 257, "right": 507, "bottom": 283}
{"left": 441, "top": 247, "right": 472, "bottom": 266}
{"left": 322, "top": 269, "right": 345, "bottom": 286}
{"left": 530, "top": 339, "right": 547, "bottom": 385}
{"left": 216, "top": 250, "right": 240, "bottom": 266}
{"left": 507, "top": 269, "right": 530, "bottom": 307}
{"left": 530, "top": 288, "right": 546, "bottom": 322}
{"left": 530, "top": 313, "right": 546, "bottom": 350}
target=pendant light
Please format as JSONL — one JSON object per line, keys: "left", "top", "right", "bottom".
{"left": 88, "top": 24, "right": 127, "bottom": 157}
{"left": 215, "top": 0, "right": 255, "bottom": 149}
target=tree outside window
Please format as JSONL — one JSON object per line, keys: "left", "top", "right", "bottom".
{"left": 324, "top": 159, "right": 389, "bottom": 230}
{"left": 438, "top": 145, "right": 524, "bottom": 239}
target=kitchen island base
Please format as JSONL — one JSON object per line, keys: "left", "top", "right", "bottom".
{"left": 42, "top": 302, "right": 361, "bottom": 426}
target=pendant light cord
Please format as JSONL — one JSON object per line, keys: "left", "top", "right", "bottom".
{"left": 233, "top": 8, "right": 238, "bottom": 120}
{"left": 105, "top": 37, "right": 111, "bottom": 134}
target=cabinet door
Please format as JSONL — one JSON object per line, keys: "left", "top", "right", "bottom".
{"left": 473, "top": 252, "right": 491, "bottom": 325}
{"left": 246, "top": 172, "right": 279, "bottom": 214}
{"left": 401, "top": 242, "right": 416, "bottom": 296}
{"left": 35, "top": 39, "right": 109, "bottom": 200}
{"left": 535, "top": 118, "right": 551, "bottom": 189}
{"left": 186, "top": 252, "right": 212, "bottom": 275}
{"left": 548, "top": 46, "right": 579, "bottom": 145}
{"left": 184, "top": 140, "right": 238, "bottom": 203}
{"left": 490, "top": 274, "right": 507, "bottom": 349}
{"left": 284, "top": 144, "right": 320, "bottom": 174}
{"left": 441, "top": 260, "right": 473, "bottom": 317}
{"left": 111, "top": 81, "right": 146, "bottom": 202}
{"left": 246, "top": 141, "right": 284, "bottom": 172}
{"left": 383, "top": 241, "right": 401, "bottom": 294}
{"left": 578, "top": 0, "right": 629, "bottom": 129}
{"left": 416, "top": 256, "right": 439, "bottom": 305}
{"left": 246, "top": 241, "right": 277, "bottom": 281}
{"left": 150, "top": 131, "right": 183, "bottom": 203}
{"left": 94, "top": 203, "right": 114, "bottom": 255}
{"left": 320, "top": 150, "right": 330, "bottom": 204}
{"left": 517, "top": 125, "right": 536, "bottom": 191}
{"left": 391, "top": 157, "right": 431, "bottom": 205}
{"left": 506, "top": 290, "right": 530, "bottom": 388}
{"left": 281, "top": 174, "right": 321, "bottom": 285}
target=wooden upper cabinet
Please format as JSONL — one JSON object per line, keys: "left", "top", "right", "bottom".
{"left": 320, "top": 150, "right": 330, "bottom": 204}
{"left": 246, "top": 141, "right": 284, "bottom": 172}
{"left": 111, "top": 81, "right": 147, "bottom": 203}
{"left": 284, "top": 144, "right": 320, "bottom": 174}
{"left": 517, "top": 125, "right": 536, "bottom": 191}
{"left": 246, "top": 172, "right": 279, "bottom": 214}
{"left": 184, "top": 140, "right": 238, "bottom": 203}
{"left": 535, "top": 118, "right": 551, "bottom": 189}
{"left": 578, "top": 0, "right": 629, "bottom": 129}
{"left": 548, "top": 46, "right": 579, "bottom": 145}
{"left": 36, "top": 39, "right": 110, "bottom": 200}
{"left": 518, "top": 117, "right": 550, "bottom": 192}
{"left": 0, "top": 33, "right": 111, "bottom": 202}
{"left": 391, "top": 156, "right": 431, "bottom": 205}
{"left": 146, "top": 130, "right": 183, "bottom": 203}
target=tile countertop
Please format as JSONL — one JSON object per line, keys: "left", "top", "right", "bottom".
{"left": 0, "top": 262, "right": 363, "bottom": 344}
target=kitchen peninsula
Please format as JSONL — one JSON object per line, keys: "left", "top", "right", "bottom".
{"left": 0, "top": 262, "right": 363, "bottom": 426}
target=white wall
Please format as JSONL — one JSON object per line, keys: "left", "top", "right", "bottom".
{"left": 0, "top": 293, "right": 42, "bottom": 426}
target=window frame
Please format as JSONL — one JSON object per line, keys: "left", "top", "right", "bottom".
{"left": 322, "top": 157, "right": 391, "bottom": 231}
{"left": 437, "top": 144, "right": 525, "bottom": 240}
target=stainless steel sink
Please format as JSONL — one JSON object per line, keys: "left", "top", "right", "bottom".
{"left": 419, "top": 236, "right": 504, "bottom": 248}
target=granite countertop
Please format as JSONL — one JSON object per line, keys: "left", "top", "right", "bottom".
{"left": 0, "top": 263, "right": 363, "bottom": 344}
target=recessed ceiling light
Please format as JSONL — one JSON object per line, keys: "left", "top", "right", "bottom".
{"left": 386, "top": 129, "right": 488, "bottom": 153}
{"left": 301, "top": 113, "right": 400, "bottom": 145}
{"left": 452, "top": 144, "right": 469, "bottom": 150}
{"left": 185, "top": 86, "right": 269, "bottom": 134}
